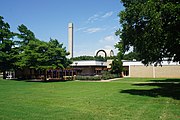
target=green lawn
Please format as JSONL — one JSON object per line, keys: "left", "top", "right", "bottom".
{"left": 0, "top": 78, "right": 179, "bottom": 120}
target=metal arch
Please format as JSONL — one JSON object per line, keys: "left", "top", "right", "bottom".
{"left": 110, "top": 50, "right": 114, "bottom": 57}
{"left": 96, "top": 50, "right": 107, "bottom": 58}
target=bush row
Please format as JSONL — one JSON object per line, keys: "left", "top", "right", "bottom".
{"left": 101, "top": 71, "right": 119, "bottom": 80}
{"left": 75, "top": 71, "right": 120, "bottom": 81}
{"left": 75, "top": 76, "right": 101, "bottom": 81}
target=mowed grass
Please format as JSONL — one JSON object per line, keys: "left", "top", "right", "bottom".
{"left": 0, "top": 78, "right": 179, "bottom": 120}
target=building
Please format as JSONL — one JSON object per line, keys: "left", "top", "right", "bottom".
{"left": 68, "top": 22, "right": 180, "bottom": 78}
{"left": 71, "top": 60, "right": 180, "bottom": 78}
{"left": 71, "top": 60, "right": 107, "bottom": 76}
{"left": 123, "top": 60, "right": 180, "bottom": 78}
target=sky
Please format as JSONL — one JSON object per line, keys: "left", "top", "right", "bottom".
{"left": 0, "top": 0, "right": 124, "bottom": 57}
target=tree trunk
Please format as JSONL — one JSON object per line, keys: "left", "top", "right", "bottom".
{"left": 43, "top": 69, "right": 47, "bottom": 81}
{"left": 3, "top": 70, "right": 6, "bottom": 79}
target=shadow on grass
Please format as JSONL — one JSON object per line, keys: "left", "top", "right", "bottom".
{"left": 120, "top": 79, "right": 180, "bottom": 100}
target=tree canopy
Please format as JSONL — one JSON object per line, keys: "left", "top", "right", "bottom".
{"left": 0, "top": 16, "right": 71, "bottom": 79}
{"left": 71, "top": 55, "right": 107, "bottom": 61}
{"left": 111, "top": 42, "right": 123, "bottom": 76}
{"left": 116, "top": 0, "right": 180, "bottom": 65}
{"left": 0, "top": 16, "right": 16, "bottom": 79}
{"left": 15, "top": 25, "right": 71, "bottom": 72}
{"left": 123, "top": 52, "right": 140, "bottom": 61}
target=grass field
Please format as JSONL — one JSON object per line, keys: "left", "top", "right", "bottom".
{"left": 0, "top": 78, "right": 179, "bottom": 120}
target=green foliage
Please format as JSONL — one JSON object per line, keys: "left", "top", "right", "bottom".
{"left": 17, "top": 24, "right": 36, "bottom": 46}
{"left": 16, "top": 38, "right": 71, "bottom": 70}
{"left": 94, "top": 56, "right": 107, "bottom": 61}
{"left": 15, "top": 24, "right": 71, "bottom": 70}
{"left": 72, "top": 55, "right": 107, "bottom": 61}
{"left": 64, "top": 76, "right": 74, "bottom": 80}
{"left": 16, "top": 39, "right": 48, "bottom": 69}
{"left": 75, "top": 72, "right": 119, "bottom": 81}
{"left": 123, "top": 52, "right": 140, "bottom": 61}
{"left": 7, "top": 23, "right": 71, "bottom": 80}
{"left": 48, "top": 38, "right": 72, "bottom": 69}
{"left": 111, "top": 42, "right": 123, "bottom": 75}
{"left": 0, "top": 16, "right": 16, "bottom": 79}
{"left": 71, "top": 56, "right": 95, "bottom": 61}
{"left": 117, "top": 0, "right": 180, "bottom": 64}
{"left": 110, "top": 57, "right": 123, "bottom": 75}
{"left": 75, "top": 76, "right": 101, "bottom": 81}
{"left": 0, "top": 16, "right": 71, "bottom": 80}
{"left": 101, "top": 71, "right": 118, "bottom": 80}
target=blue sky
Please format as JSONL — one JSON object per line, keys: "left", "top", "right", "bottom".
{"left": 1, "top": 0, "right": 124, "bottom": 57}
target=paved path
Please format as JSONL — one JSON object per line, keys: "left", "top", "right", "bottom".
{"left": 76, "top": 79, "right": 180, "bottom": 83}
{"left": 100, "top": 78, "right": 122, "bottom": 82}
{"left": 75, "top": 78, "right": 122, "bottom": 82}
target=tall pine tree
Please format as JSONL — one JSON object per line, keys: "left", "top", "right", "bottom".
{"left": 0, "top": 16, "right": 15, "bottom": 79}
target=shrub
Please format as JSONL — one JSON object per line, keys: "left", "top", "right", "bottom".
{"left": 75, "top": 72, "right": 120, "bottom": 81}
{"left": 101, "top": 71, "right": 119, "bottom": 80}
{"left": 75, "top": 76, "right": 101, "bottom": 81}
{"left": 64, "top": 76, "right": 74, "bottom": 80}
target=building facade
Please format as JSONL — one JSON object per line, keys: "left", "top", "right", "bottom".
{"left": 123, "top": 61, "right": 180, "bottom": 78}
{"left": 71, "top": 60, "right": 107, "bottom": 76}
{"left": 71, "top": 60, "right": 180, "bottom": 78}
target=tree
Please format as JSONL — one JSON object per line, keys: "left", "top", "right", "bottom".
{"left": 17, "top": 24, "right": 36, "bottom": 46}
{"left": 0, "top": 16, "right": 16, "bottom": 79}
{"left": 71, "top": 55, "right": 107, "bottom": 61}
{"left": 15, "top": 24, "right": 37, "bottom": 70}
{"left": 95, "top": 56, "right": 107, "bottom": 61}
{"left": 72, "top": 56, "right": 95, "bottom": 61}
{"left": 0, "top": 18, "right": 71, "bottom": 80}
{"left": 123, "top": 52, "right": 140, "bottom": 61}
{"left": 47, "top": 38, "right": 71, "bottom": 69}
{"left": 15, "top": 27, "right": 71, "bottom": 80}
{"left": 111, "top": 42, "right": 123, "bottom": 76}
{"left": 116, "top": 0, "right": 180, "bottom": 65}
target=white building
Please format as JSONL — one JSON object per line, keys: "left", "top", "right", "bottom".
{"left": 71, "top": 60, "right": 180, "bottom": 78}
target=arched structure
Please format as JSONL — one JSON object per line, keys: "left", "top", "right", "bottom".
{"left": 95, "top": 49, "right": 114, "bottom": 58}
{"left": 96, "top": 49, "right": 107, "bottom": 58}
{"left": 108, "top": 50, "right": 114, "bottom": 57}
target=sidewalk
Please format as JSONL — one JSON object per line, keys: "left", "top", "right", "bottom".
{"left": 75, "top": 78, "right": 122, "bottom": 82}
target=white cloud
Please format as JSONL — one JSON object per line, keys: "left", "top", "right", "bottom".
{"left": 87, "top": 14, "right": 100, "bottom": 23}
{"left": 84, "top": 27, "right": 103, "bottom": 34}
{"left": 104, "top": 35, "right": 115, "bottom": 42}
{"left": 75, "top": 27, "right": 87, "bottom": 32}
{"left": 102, "top": 11, "right": 113, "bottom": 18}
{"left": 100, "top": 35, "right": 118, "bottom": 43}
{"left": 87, "top": 11, "right": 114, "bottom": 23}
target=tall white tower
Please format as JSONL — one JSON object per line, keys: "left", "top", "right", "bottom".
{"left": 68, "top": 23, "right": 73, "bottom": 58}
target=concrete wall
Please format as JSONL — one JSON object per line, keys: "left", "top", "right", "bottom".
{"left": 130, "top": 65, "right": 180, "bottom": 78}
{"left": 130, "top": 65, "right": 154, "bottom": 78}
{"left": 106, "top": 60, "right": 113, "bottom": 69}
{"left": 155, "top": 66, "right": 180, "bottom": 78}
